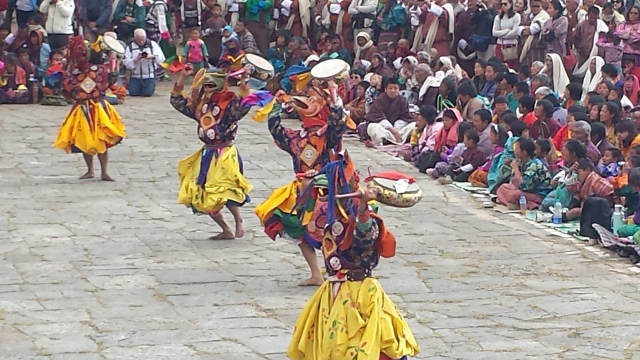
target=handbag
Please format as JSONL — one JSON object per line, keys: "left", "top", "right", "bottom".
{"left": 470, "top": 34, "right": 491, "bottom": 52}
{"left": 500, "top": 44, "right": 518, "bottom": 62}
{"left": 563, "top": 45, "right": 577, "bottom": 71}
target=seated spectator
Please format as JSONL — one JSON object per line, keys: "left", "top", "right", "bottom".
{"left": 436, "top": 129, "right": 487, "bottom": 184}
{"left": 572, "top": 120, "right": 601, "bottom": 165}
{"left": 364, "top": 73, "right": 382, "bottom": 114}
{"left": 457, "top": 80, "right": 485, "bottom": 122}
{"left": 615, "top": 119, "right": 640, "bottom": 158}
{"left": 344, "top": 81, "right": 368, "bottom": 125}
{"left": 564, "top": 159, "right": 614, "bottom": 222}
{"left": 591, "top": 121, "right": 617, "bottom": 156}
{"left": 429, "top": 121, "right": 474, "bottom": 178}
{"left": 563, "top": 82, "right": 583, "bottom": 110}
{"left": 518, "top": 94, "right": 537, "bottom": 126}
{"left": 365, "top": 77, "right": 415, "bottom": 146}
{"left": 599, "top": 147, "right": 622, "bottom": 180}
{"left": 468, "top": 124, "right": 509, "bottom": 188}
{"left": 535, "top": 138, "right": 554, "bottom": 173}
{"left": 492, "top": 96, "right": 509, "bottom": 123}
{"left": 496, "top": 137, "right": 553, "bottom": 210}
{"left": 0, "top": 53, "right": 30, "bottom": 104}
{"left": 472, "top": 108, "right": 496, "bottom": 159}
{"left": 16, "top": 47, "right": 35, "bottom": 79}
{"left": 123, "top": 28, "right": 165, "bottom": 97}
{"left": 617, "top": 167, "right": 640, "bottom": 237}
{"left": 408, "top": 105, "right": 442, "bottom": 165}
{"left": 529, "top": 99, "right": 561, "bottom": 140}
{"left": 540, "top": 139, "right": 587, "bottom": 211}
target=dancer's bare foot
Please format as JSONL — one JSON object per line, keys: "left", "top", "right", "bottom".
{"left": 235, "top": 221, "right": 245, "bottom": 238}
{"left": 79, "top": 172, "right": 95, "bottom": 180}
{"left": 101, "top": 174, "right": 115, "bottom": 182}
{"left": 209, "top": 231, "right": 235, "bottom": 240}
{"left": 298, "top": 276, "right": 324, "bottom": 286}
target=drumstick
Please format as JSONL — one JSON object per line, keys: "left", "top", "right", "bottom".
{"left": 334, "top": 191, "right": 363, "bottom": 199}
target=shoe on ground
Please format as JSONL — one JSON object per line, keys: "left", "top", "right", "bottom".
{"left": 438, "top": 176, "right": 453, "bottom": 185}
{"left": 535, "top": 213, "right": 552, "bottom": 223}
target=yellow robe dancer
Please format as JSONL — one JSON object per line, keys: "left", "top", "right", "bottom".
{"left": 287, "top": 158, "right": 420, "bottom": 360}
{"left": 170, "top": 64, "right": 256, "bottom": 239}
{"left": 53, "top": 35, "right": 126, "bottom": 180}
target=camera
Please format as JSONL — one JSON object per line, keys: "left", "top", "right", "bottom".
{"left": 141, "top": 51, "right": 148, "bottom": 58}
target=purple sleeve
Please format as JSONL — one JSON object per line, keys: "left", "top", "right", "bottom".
{"left": 634, "top": 201, "right": 640, "bottom": 225}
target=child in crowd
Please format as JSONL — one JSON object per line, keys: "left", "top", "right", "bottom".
{"left": 597, "top": 34, "right": 623, "bottom": 68}
{"left": 535, "top": 138, "right": 553, "bottom": 173}
{"left": 184, "top": 28, "right": 208, "bottom": 73}
{"left": 616, "top": 167, "right": 640, "bottom": 238}
{"left": 220, "top": 25, "right": 235, "bottom": 56}
{"left": 469, "top": 124, "right": 510, "bottom": 188}
{"left": 16, "top": 47, "right": 36, "bottom": 79}
{"left": 344, "top": 81, "right": 368, "bottom": 125}
{"left": 438, "top": 129, "right": 487, "bottom": 184}
{"left": 599, "top": 147, "right": 622, "bottom": 179}
{"left": 364, "top": 74, "right": 382, "bottom": 113}
{"left": 429, "top": 121, "right": 473, "bottom": 179}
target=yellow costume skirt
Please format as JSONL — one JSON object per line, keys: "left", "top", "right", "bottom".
{"left": 288, "top": 278, "right": 420, "bottom": 360}
{"left": 177, "top": 145, "right": 252, "bottom": 214}
{"left": 255, "top": 179, "right": 301, "bottom": 225}
{"left": 53, "top": 99, "right": 126, "bottom": 155}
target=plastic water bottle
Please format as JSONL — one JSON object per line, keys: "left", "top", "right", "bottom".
{"left": 552, "top": 201, "right": 563, "bottom": 224}
{"left": 612, "top": 204, "right": 624, "bottom": 235}
{"left": 519, "top": 194, "right": 527, "bottom": 215}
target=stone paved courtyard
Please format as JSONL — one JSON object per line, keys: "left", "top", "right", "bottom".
{"left": 2, "top": 84, "right": 640, "bottom": 360}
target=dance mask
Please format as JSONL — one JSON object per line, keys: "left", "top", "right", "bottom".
{"left": 68, "top": 35, "right": 89, "bottom": 71}
{"left": 289, "top": 87, "right": 331, "bottom": 129}
{"left": 190, "top": 67, "right": 228, "bottom": 103}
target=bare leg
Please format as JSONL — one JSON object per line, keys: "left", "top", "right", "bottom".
{"left": 565, "top": 207, "right": 582, "bottom": 221}
{"left": 79, "top": 153, "right": 95, "bottom": 179}
{"left": 97, "top": 151, "right": 114, "bottom": 181}
{"left": 208, "top": 211, "right": 235, "bottom": 240}
{"left": 297, "top": 242, "right": 324, "bottom": 286}
{"left": 226, "top": 205, "right": 245, "bottom": 238}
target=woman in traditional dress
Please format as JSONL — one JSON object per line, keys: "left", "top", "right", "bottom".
{"left": 376, "top": 0, "right": 407, "bottom": 48}
{"left": 53, "top": 36, "right": 126, "bottom": 181}
{"left": 615, "top": 5, "right": 640, "bottom": 64}
{"left": 540, "top": 0, "right": 568, "bottom": 58}
{"left": 170, "top": 63, "right": 255, "bottom": 239}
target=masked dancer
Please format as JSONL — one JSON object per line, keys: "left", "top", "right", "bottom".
{"left": 286, "top": 152, "right": 420, "bottom": 360}
{"left": 255, "top": 80, "right": 347, "bottom": 286}
{"left": 53, "top": 35, "right": 126, "bottom": 181}
{"left": 170, "top": 64, "right": 255, "bottom": 240}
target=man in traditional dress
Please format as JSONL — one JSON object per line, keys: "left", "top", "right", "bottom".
{"left": 285, "top": 152, "right": 420, "bottom": 360}
{"left": 566, "top": 0, "right": 587, "bottom": 48}
{"left": 53, "top": 35, "right": 126, "bottom": 181}
{"left": 573, "top": 6, "right": 608, "bottom": 79}
{"left": 277, "top": 0, "right": 312, "bottom": 38}
{"left": 255, "top": 81, "right": 348, "bottom": 286}
{"left": 366, "top": 77, "right": 416, "bottom": 146}
{"left": 316, "top": 0, "right": 353, "bottom": 52}
{"left": 519, "top": 0, "right": 550, "bottom": 65}
{"left": 170, "top": 63, "right": 255, "bottom": 240}
{"left": 245, "top": 0, "right": 273, "bottom": 54}
{"left": 415, "top": 0, "right": 454, "bottom": 56}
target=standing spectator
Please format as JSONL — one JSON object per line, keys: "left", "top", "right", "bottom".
{"left": 0, "top": 0, "right": 9, "bottom": 30}
{"left": 245, "top": 0, "right": 272, "bottom": 54}
{"left": 123, "top": 28, "right": 165, "bottom": 97}
{"left": 14, "top": 0, "right": 37, "bottom": 28}
{"left": 81, "top": 0, "right": 113, "bottom": 41}
{"left": 493, "top": 0, "right": 521, "bottom": 70}
{"left": 180, "top": 0, "right": 202, "bottom": 41}
{"left": 615, "top": 5, "right": 640, "bottom": 64}
{"left": 541, "top": 0, "right": 568, "bottom": 58}
{"left": 145, "top": 0, "right": 169, "bottom": 79}
{"left": 39, "top": 0, "right": 75, "bottom": 50}
{"left": 113, "top": 0, "right": 146, "bottom": 43}
{"left": 348, "top": 0, "right": 377, "bottom": 41}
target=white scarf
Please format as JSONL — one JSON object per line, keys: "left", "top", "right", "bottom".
{"left": 519, "top": 10, "right": 550, "bottom": 62}
{"left": 419, "top": 75, "right": 442, "bottom": 100}
{"left": 548, "top": 53, "right": 570, "bottom": 96}
{"left": 442, "top": 2, "right": 455, "bottom": 46}
{"left": 581, "top": 56, "right": 605, "bottom": 95}
{"left": 573, "top": 19, "right": 608, "bottom": 77}
{"left": 354, "top": 32, "right": 373, "bottom": 60}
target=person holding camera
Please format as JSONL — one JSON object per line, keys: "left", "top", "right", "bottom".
{"left": 123, "top": 28, "right": 165, "bottom": 97}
